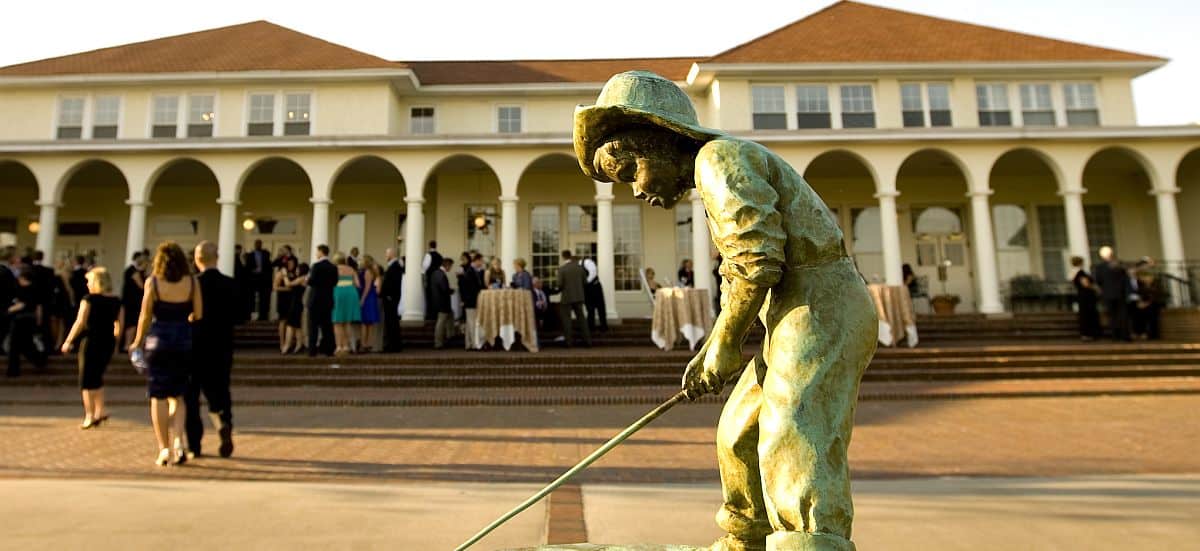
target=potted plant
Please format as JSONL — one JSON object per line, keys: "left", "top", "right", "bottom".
{"left": 930, "top": 294, "right": 960, "bottom": 314}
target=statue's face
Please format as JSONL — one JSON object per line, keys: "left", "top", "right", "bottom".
{"left": 595, "top": 140, "right": 689, "bottom": 209}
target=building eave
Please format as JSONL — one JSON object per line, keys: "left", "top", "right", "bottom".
{"left": 0, "top": 126, "right": 1196, "bottom": 155}
{"left": 0, "top": 68, "right": 420, "bottom": 89}
{"left": 686, "top": 60, "right": 1166, "bottom": 88}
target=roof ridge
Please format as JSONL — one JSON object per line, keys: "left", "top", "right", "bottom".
{"left": 708, "top": 0, "right": 848, "bottom": 60}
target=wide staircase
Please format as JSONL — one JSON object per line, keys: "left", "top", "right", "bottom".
{"left": 9, "top": 311, "right": 1200, "bottom": 406}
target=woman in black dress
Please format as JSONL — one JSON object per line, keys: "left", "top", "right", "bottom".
{"left": 274, "top": 256, "right": 304, "bottom": 354}
{"left": 120, "top": 252, "right": 147, "bottom": 351}
{"left": 61, "top": 267, "right": 121, "bottom": 429}
{"left": 131, "top": 242, "right": 203, "bottom": 466}
{"left": 1071, "top": 256, "right": 1101, "bottom": 341}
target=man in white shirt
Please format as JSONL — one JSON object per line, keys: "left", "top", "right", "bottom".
{"left": 582, "top": 256, "right": 608, "bottom": 332}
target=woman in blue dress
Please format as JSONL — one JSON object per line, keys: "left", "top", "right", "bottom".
{"left": 358, "top": 255, "right": 382, "bottom": 353}
{"left": 330, "top": 253, "right": 361, "bottom": 356}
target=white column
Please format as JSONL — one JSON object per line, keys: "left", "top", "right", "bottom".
{"left": 1059, "top": 187, "right": 1090, "bottom": 265}
{"left": 124, "top": 200, "right": 149, "bottom": 268}
{"left": 34, "top": 201, "right": 59, "bottom": 261}
{"left": 594, "top": 181, "right": 620, "bottom": 320}
{"left": 1151, "top": 187, "right": 1187, "bottom": 280}
{"left": 499, "top": 195, "right": 519, "bottom": 269}
{"left": 309, "top": 197, "right": 331, "bottom": 262}
{"left": 402, "top": 196, "right": 425, "bottom": 321}
{"left": 967, "top": 189, "right": 1003, "bottom": 314}
{"left": 876, "top": 190, "right": 903, "bottom": 285}
{"left": 216, "top": 199, "right": 239, "bottom": 276}
{"left": 690, "top": 190, "right": 714, "bottom": 292}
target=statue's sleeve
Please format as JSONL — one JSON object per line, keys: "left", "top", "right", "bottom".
{"left": 695, "top": 140, "right": 785, "bottom": 289}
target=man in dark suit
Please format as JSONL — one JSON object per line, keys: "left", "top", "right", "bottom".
{"left": 66, "top": 256, "right": 89, "bottom": 328}
{"left": 347, "top": 247, "right": 360, "bottom": 270}
{"left": 430, "top": 258, "right": 455, "bottom": 349}
{"left": 1093, "top": 245, "right": 1131, "bottom": 341}
{"left": 380, "top": 247, "right": 405, "bottom": 352}
{"left": 423, "top": 240, "right": 443, "bottom": 321}
{"left": 557, "top": 250, "right": 590, "bottom": 347}
{"left": 0, "top": 247, "right": 17, "bottom": 355}
{"left": 458, "top": 253, "right": 485, "bottom": 349}
{"left": 247, "top": 239, "right": 272, "bottom": 321}
{"left": 234, "top": 244, "right": 251, "bottom": 323}
{"left": 30, "top": 251, "right": 55, "bottom": 340}
{"left": 306, "top": 244, "right": 337, "bottom": 356}
{"left": 188, "top": 241, "right": 237, "bottom": 458}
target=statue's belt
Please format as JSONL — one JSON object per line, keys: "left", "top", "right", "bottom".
{"left": 783, "top": 255, "right": 852, "bottom": 271}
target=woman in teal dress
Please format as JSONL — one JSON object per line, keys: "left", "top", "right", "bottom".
{"left": 330, "top": 253, "right": 361, "bottom": 356}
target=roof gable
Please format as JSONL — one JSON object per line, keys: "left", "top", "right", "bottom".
{"left": 708, "top": 1, "right": 1163, "bottom": 64}
{"left": 0, "top": 20, "right": 401, "bottom": 76}
{"left": 405, "top": 58, "right": 696, "bottom": 86}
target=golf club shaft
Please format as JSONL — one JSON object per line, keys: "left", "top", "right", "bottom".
{"left": 455, "top": 390, "right": 690, "bottom": 551}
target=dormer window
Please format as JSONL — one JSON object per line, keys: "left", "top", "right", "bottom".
{"left": 152, "top": 96, "right": 180, "bottom": 138}
{"left": 498, "top": 105, "right": 522, "bottom": 133}
{"left": 795, "top": 85, "right": 831, "bottom": 129}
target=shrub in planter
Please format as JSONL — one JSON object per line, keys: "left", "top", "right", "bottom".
{"left": 931, "top": 294, "right": 960, "bottom": 314}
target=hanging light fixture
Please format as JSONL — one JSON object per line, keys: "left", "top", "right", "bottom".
{"left": 474, "top": 214, "right": 487, "bottom": 229}
{"left": 242, "top": 218, "right": 257, "bottom": 231}
{"left": 27, "top": 221, "right": 40, "bottom": 234}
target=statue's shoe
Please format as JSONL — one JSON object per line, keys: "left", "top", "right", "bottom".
{"left": 708, "top": 535, "right": 767, "bottom": 551}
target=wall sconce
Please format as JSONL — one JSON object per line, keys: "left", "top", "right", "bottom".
{"left": 28, "top": 221, "right": 40, "bottom": 234}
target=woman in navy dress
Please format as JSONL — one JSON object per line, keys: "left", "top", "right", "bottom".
{"left": 358, "top": 255, "right": 382, "bottom": 353}
{"left": 131, "top": 242, "right": 203, "bottom": 466}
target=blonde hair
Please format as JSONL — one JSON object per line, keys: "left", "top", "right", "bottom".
{"left": 514, "top": 258, "right": 527, "bottom": 269}
{"left": 85, "top": 267, "right": 113, "bottom": 294}
{"left": 332, "top": 253, "right": 347, "bottom": 266}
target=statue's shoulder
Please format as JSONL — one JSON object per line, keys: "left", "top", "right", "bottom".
{"left": 696, "top": 137, "right": 771, "bottom": 174}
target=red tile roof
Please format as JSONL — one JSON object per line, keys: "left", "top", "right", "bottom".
{"left": 708, "top": 1, "right": 1163, "bottom": 64}
{"left": 0, "top": 21, "right": 400, "bottom": 76}
{"left": 0, "top": 2, "right": 1164, "bottom": 83}
{"left": 404, "top": 58, "right": 696, "bottom": 85}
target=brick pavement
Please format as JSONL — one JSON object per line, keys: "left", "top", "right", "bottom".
{"left": 1, "top": 395, "right": 1197, "bottom": 484}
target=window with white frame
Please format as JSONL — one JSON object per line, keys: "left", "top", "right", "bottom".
{"left": 900, "top": 83, "right": 952, "bottom": 128}
{"left": 530, "top": 205, "right": 560, "bottom": 288}
{"left": 284, "top": 93, "right": 311, "bottom": 135}
{"left": 900, "top": 84, "right": 924, "bottom": 127}
{"left": 976, "top": 84, "right": 1012, "bottom": 126}
{"left": 92, "top": 96, "right": 120, "bottom": 138}
{"left": 187, "top": 94, "right": 215, "bottom": 137}
{"left": 151, "top": 96, "right": 180, "bottom": 138}
{"left": 613, "top": 204, "right": 642, "bottom": 291}
{"left": 1063, "top": 83, "right": 1099, "bottom": 126}
{"left": 56, "top": 97, "right": 85, "bottom": 139}
{"left": 497, "top": 106, "right": 522, "bottom": 133}
{"left": 927, "top": 84, "right": 952, "bottom": 127}
{"left": 751, "top": 85, "right": 787, "bottom": 130}
{"left": 839, "top": 85, "right": 875, "bottom": 128}
{"left": 795, "top": 85, "right": 831, "bottom": 129}
{"left": 410, "top": 106, "right": 435, "bottom": 134}
{"left": 1019, "top": 84, "right": 1055, "bottom": 126}
{"left": 247, "top": 93, "right": 275, "bottom": 136}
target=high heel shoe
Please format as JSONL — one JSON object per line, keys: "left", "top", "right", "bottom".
{"left": 172, "top": 438, "right": 188, "bottom": 465}
{"left": 155, "top": 448, "right": 171, "bottom": 466}
{"left": 79, "top": 417, "right": 95, "bottom": 430}
{"left": 92, "top": 414, "right": 109, "bottom": 427}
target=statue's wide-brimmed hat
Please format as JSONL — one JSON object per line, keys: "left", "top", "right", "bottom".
{"left": 574, "top": 71, "right": 724, "bottom": 182}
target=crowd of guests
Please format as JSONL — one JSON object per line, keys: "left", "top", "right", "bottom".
{"left": 2, "top": 242, "right": 237, "bottom": 466}
{"left": 1072, "top": 246, "right": 1166, "bottom": 342}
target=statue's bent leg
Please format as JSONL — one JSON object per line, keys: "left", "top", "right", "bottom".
{"left": 713, "top": 356, "right": 771, "bottom": 551}
{"left": 756, "top": 281, "right": 874, "bottom": 551}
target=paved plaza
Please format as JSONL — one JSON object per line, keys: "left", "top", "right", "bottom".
{"left": 1, "top": 393, "right": 1198, "bottom": 549}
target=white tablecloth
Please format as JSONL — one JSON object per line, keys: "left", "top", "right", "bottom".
{"left": 651, "top": 287, "right": 713, "bottom": 351}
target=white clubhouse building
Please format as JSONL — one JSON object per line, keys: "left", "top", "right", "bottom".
{"left": 0, "top": 1, "right": 1197, "bottom": 318}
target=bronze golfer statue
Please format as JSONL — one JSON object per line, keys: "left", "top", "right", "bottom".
{"left": 575, "top": 71, "right": 878, "bottom": 551}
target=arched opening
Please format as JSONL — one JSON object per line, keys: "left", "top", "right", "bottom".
{"left": 1176, "top": 148, "right": 1200, "bottom": 271}
{"left": 803, "top": 150, "right": 878, "bottom": 280}
{"left": 329, "top": 155, "right": 406, "bottom": 262}
{"left": 57, "top": 160, "right": 129, "bottom": 268}
{"left": 0, "top": 161, "right": 39, "bottom": 252}
{"left": 988, "top": 148, "right": 1060, "bottom": 294}
{"left": 237, "top": 157, "right": 312, "bottom": 263}
{"left": 896, "top": 149, "right": 973, "bottom": 308}
{"left": 425, "top": 154, "right": 502, "bottom": 263}
{"left": 517, "top": 153, "right": 606, "bottom": 289}
{"left": 1081, "top": 147, "right": 1157, "bottom": 267}
{"left": 146, "top": 158, "right": 220, "bottom": 255}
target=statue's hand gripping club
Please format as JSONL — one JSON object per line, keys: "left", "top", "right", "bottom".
{"left": 682, "top": 277, "right": 770, "bottom": 400}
